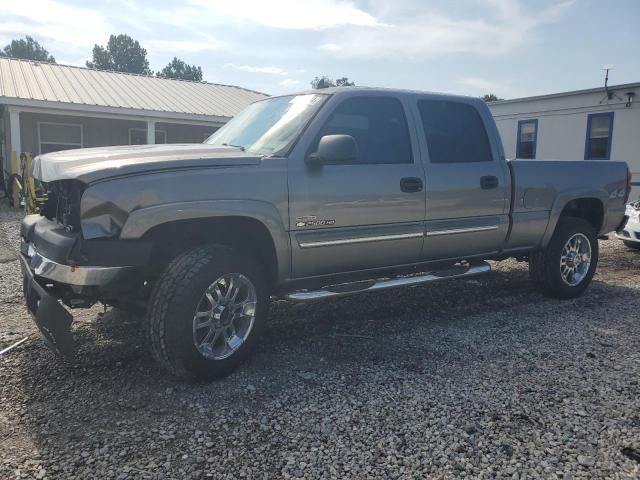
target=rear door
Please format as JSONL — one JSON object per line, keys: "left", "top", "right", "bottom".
{"left": 287, "top": 94, "right": 426, "bottom": 278}
{"left": 416, "top": 98, "right": 510, "bottom": 260}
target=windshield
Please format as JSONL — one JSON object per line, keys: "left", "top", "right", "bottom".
{"left": 205, "top": 93, "right": 327, "bottom": 156}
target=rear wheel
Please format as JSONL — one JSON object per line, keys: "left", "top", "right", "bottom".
{"left": 529, "top": 217, "right": 598, "bottom": 299}
{"left": 146, "top": 244, "right": 268, "bottom": 380}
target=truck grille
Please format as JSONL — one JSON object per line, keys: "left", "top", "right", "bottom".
{"left": 40, "top": 180, "right": 85, "bottom": 232}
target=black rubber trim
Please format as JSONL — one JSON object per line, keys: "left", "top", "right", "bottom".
{"left": 74, "top": 238, "right": 152, "bottom": 267}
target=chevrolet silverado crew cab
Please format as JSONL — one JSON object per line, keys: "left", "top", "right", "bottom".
{"left": 20, "top": 87, "right": 631, "bottom": 380}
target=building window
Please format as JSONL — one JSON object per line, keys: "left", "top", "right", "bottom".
{"left": 129, "top": 128, "right": 167, "bottom": 145}
{"left": 38, "top": 122, "right": 83, "bottom": 154}
{"left": 585, "top": 112, "right": 614, "bottom": 160}
{"left": 516, "top": 119, "right": 538, "bottom": 159}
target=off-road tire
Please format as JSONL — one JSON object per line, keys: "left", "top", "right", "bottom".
{"left": 145, "top": 244, "right": 268, "bottom": 381}
{"left": 529, "top": 217, "right": 598, "bottom": 299}
{"left": 623, "top": 240, "right": 640, "bottom": 251}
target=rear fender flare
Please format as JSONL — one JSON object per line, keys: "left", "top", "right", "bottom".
{"left": 541, "top": 189, "right": 608, "bottom": 247}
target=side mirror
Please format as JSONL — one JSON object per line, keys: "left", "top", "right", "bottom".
{"left": 306, "top": 134, "right": 357, "bottom": 168}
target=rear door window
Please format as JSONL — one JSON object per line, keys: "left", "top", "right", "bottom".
{"left": 418, "top": 100, "right": 493, "bottom": 163}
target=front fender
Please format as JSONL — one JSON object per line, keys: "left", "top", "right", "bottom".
{"left": 120, "top": 199, "right": 291, "bottom": 281}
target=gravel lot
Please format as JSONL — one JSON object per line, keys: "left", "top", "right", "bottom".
{"left": 1, "top": 204, "right": 639, "bottom": 479}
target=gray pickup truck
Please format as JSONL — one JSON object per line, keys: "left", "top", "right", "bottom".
{"left": 20, "top": 87, "right": 631, "bottom": 380}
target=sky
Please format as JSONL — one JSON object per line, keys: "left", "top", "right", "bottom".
{"left": 0, "top": 0, "right": 639, "bottom": 98}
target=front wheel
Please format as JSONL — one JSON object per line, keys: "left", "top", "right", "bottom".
{"left": 529, "top": 217, "right": 598, "bottom": 299}
{"left": 145, "top": 244, "right": 269, "bottom": 380}
{"left": 623, "top": 240, "right": 640, "bottom": 251}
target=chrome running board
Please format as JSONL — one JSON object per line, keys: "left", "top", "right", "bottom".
{"left": 283, "top": 261, "right": 491, "bottom": 301}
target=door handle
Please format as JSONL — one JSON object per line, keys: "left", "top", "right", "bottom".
{"left": 400, "top": 177, "right": 423, "bottom": 193}
{"left": 480, "top": 175, "right": 499, "bottom": 190}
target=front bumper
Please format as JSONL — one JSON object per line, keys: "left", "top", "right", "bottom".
{"left": 614, "top": 212, "right": 640, "bottom": 244}
{"left": 20, "top": 254, "right": 75, "bottom": 358}
{"left": 20, "top": 244, "right": 134, "bottom": 359}
{"left": 21, "top": 238, "right": 135, "bottom": 287}
{"left": 20, "top": 214, "right": 151, "bottom": 296}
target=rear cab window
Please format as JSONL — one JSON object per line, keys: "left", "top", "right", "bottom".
{"left": 417, "top": 99, "right": 493, "bottom": 163}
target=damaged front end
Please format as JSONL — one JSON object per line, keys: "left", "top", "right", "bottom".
{"left": 39, "top": 179, "right": 85, "bottom": 233}
{"left": 20, "top": 180, "right": 151, "bottom": 358}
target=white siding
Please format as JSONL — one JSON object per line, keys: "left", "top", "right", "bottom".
{"left": 489, "top": 84, "right": 640, "bottom": 199}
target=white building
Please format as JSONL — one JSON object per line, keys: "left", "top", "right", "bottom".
{"left": 489, "top": 82, "right": 640, "bottom": 199}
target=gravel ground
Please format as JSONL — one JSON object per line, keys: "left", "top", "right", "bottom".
{"left": 1, "top": 204, "right": 639, "bottom": 479}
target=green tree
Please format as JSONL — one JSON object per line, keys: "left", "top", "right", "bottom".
{"left": 481, "top": 93, "right": 503, "bottom": 102}
{"left": 1, "top": 36, "right": 55, "bottom": 62}
{"left": 335, "top": 77, "right": 355, "bottom": 87}
{"left": 311, "top": 75, "right": 356, "bottom": 89}
{"left": 86, "top": 34, "right": 151, "bottom": 75}
{"left": 311, "top": 75, "right": 333, "bottom": 89}
{"left": 157, "top": 57, "right": 203, "bottom": 81}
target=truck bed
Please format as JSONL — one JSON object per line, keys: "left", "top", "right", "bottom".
{"left": 505, "top": 159, "right": 628, "bottom": 251}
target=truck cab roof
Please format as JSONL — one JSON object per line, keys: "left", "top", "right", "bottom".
{"left": 283, "top": 86, "right": 481, "bottom": 103}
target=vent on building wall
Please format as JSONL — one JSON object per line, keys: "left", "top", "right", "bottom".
{"left": 625, "top": 92, "right": 635, "bottom": 108}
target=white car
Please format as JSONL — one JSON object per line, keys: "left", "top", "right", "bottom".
{"left": 616, "top": 200, "right": 640, "bottom": 250}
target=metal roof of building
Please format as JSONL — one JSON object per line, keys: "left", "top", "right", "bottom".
{"left": 0, "top": 57, "right": 267, "bottom": 122}
{"left": 488, "top": 82, "right": 640, "bottom": 106}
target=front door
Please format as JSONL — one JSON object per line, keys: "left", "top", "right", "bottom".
{"left": 416, "top": 99, "right": 510, "bottom": 260}
{"left": 288, "top": 95, "right": 426, "bottom": 279}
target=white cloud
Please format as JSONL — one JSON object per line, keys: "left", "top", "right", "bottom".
{"left": 0, "top": 0, "right": 579, "bottom": 97}
{"left": 225, "top": 64, "right": 288, "bottom": 75}
{"left": 318, "top": 0, "right": 575, "bottom": 59}
{"left": 0, "top": 0, "right": 110, "bottom": 60}
{"left": 319, "top": 43, "right": 343, "bottom": 52}
{"left": 458, "top": 77, "right": 501, "bottom": 92}
{"left": 147, "top": 39, "right": 223, "bottom": 54}
{"left": 280, "top": 78, "right": 301, "bottom": 87}
{"left": 185, "top": 0, "right": 383, "bottom": 29}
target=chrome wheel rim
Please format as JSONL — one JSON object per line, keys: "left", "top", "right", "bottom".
{"left": 192, "top": 273, "right": 257, "bottom": 360}
{"left": 560, "top": 233, "right": 592, "bottom": 286}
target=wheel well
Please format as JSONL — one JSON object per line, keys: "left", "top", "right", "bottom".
{"left": 560, "top": 198, "right": 604, "bottom": 232}
{"left": 143, "top": 216, "right": 278, "bottom": 285}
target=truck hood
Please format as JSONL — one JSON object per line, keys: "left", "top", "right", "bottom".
{"left": 31, "top": 144, "right": 262, "bottom": 184}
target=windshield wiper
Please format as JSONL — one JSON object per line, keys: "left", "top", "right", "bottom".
{"left": 221, "top": 143, "right": 245, "bottom": 151}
